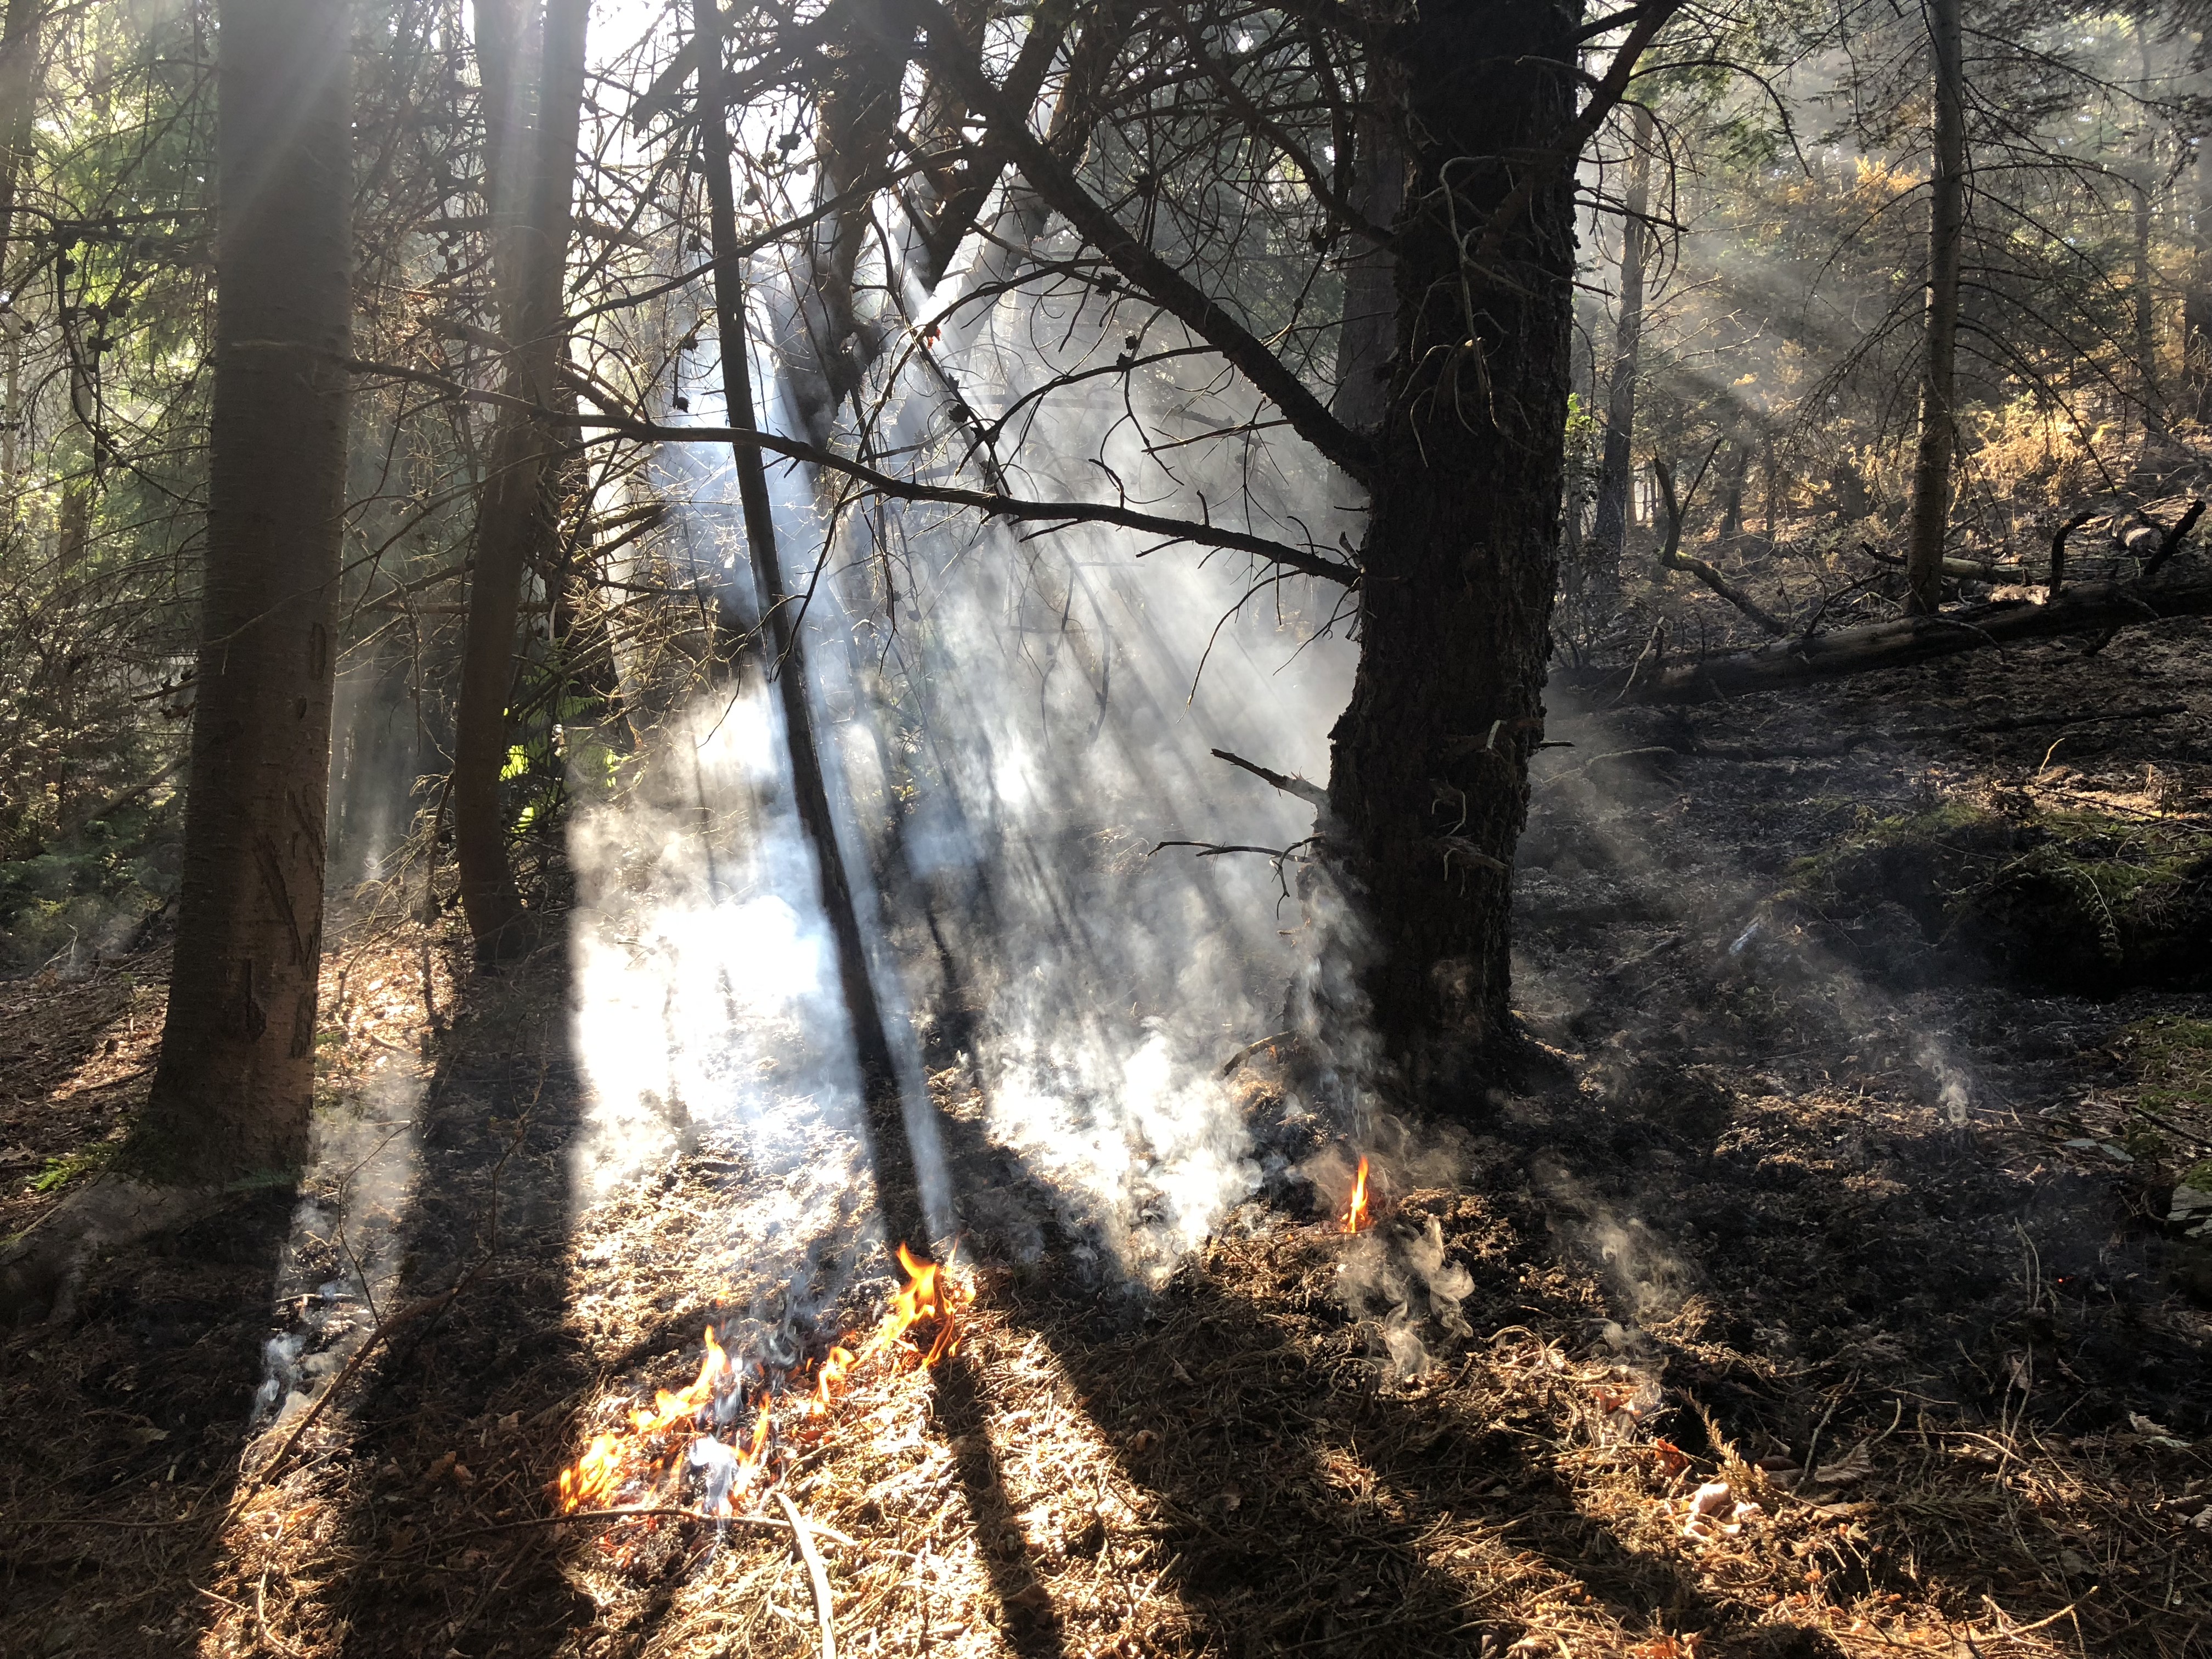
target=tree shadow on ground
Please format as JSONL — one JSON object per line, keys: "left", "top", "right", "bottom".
{"left": 923, "top": 1095, "right": 1846, "bottom": 1659}
{"left": 0, "top": 1181, "right": 296, "bottom": 1658}
{"left": 317, "top": 947, "right": 600, "bottom": 1659}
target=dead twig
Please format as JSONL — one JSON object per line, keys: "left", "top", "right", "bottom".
{"left": 253, "top": 1515, "right": 303, "bottom": 1658}
{"left": 1209, "top": 747, "right": 1328, "bottom": 809}
{"left": 2138, "top": 498, "right": 2205, "bottom": 580}
{"left": 437, "top": 1505, "right": 854, "bottom": 1547}
{"left": 777, "top": 1491, "right": 839, "bottom": 1659}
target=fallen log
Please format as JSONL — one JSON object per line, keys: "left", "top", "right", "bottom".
{"left": 1857, "top": 542, "right": 2025, "bottom": 583}
{"left": 1573, "top": 577, "right": 2212, "bottom": 706}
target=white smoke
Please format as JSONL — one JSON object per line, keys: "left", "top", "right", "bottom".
{"left": 249, "top": 1071, "right": 421, "bottom": 1432}
{"left": 561, "top": 160, "right": 1363, "bottom": 1286}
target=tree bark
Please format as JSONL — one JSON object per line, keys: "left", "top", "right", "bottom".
{"left": 0, "top": 0, "right": 38, "bottom": 283}
{"left": 1322, "top": 0, "right": 1579, "bottom": 1090}
{"left": 0, "top": 0, "right": 40, "bottom": 497}
{"left": 2187, "top": 97, "right": 2212, "bottom": 419}
{"left": 128, "top": 0, "right": 352, "bottom": 1183}
{"left": 2133, "top": 9, "right": 2160, "bottom": 435}
{"left": 1904, "top": 0, "right": 1965, "bottom": 614}
{"left": 452, "top": 0, "right": 588, "bottom": 966}
{"left": 692, "top": 0, "right": 926, "bottom": 1249}
{"left": 1589, "top": 100, "right": 1654, "bottom": 585}
{"left": 1331, "top": 65, "right": 1404, "bottom": 432}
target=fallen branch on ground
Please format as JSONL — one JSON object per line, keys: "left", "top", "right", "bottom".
{"left": 1578, "top": 576, "right": 2212, "bottom": 705}
{"left": 438, "top": 1505, "right": 855, "bottom": 1547}
{"left": 1857, "top": 541, "right": 2025, "bottom": 583}
{"left": 777, "top": 1492, "right": 839, "bottom": 1659}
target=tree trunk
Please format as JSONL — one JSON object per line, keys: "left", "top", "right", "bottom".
{"left": 1323, "top": 0, "right": 1578, "bottom": 1090}
{"left": 1904, "top": 0, "right": 1965, "bottom": 614}
{"left": 0, "top": 0, "right": 38, "bottom": 281}
{"left": 127, "top": 0, "right": 352, "bottom": 1183}
{"left": 1, "top": 0, "right": 38, "bottom": 503}
{"left": 1717, "top": 436, "right": 1748, "bottom": 539}
{"left": 692, "top": 0, "right": 927, "bottom": 1249}
{"left": 1331, "top": 67, "right": 1404, "bottom": 432}
{"left": 2187, "top": 103, "right": 2212, "bottom": 420}
{"left": 1589, "top": 100, "right": 1654, "bottom": 588}
{"left": 2134, "top": 9, "right": 2160, "bottom": 435}
{"left": 451, "top": 0, "right": 588, "bottom": 965}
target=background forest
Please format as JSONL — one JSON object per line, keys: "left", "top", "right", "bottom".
{"left": 0, "top": 1, "right": 2209, "bottom": 1657}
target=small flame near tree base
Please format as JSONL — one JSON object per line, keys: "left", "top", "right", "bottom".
{"left": 556, "top": 1243, "right": 962, "bottom": 1547}
{"left": 1341, "top": 1156, "right": 1372, "bottom": 1233}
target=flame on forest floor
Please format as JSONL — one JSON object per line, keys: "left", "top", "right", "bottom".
{"left": 1341, "top": 1156, "right": 1372, "bottom": 1233}
{"left": 556, "top": 1243, "right": 962, "bottom": 1534}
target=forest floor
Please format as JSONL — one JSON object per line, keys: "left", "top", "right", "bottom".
{"left": 2, "top": 615, "right": 2210, "bottom": 1659}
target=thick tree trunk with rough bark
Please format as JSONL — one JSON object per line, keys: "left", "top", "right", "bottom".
{"left": 1904, "top": 0, "right": 1965, "bottom": 614}
{"left": 1590, "top": 100, "right": 1653, "bottom": 583}
{"left": 128, "top": 0, "right": 352, "bottom": 1182}
{"left": 452, "top": 0, "right": 588, "bottom": 965}
{"left": 1331, "top": 71, "right": 1404, "bottom": 432}
{"left": 1323, "top": 0, "right": 1578, "bottom": 1092}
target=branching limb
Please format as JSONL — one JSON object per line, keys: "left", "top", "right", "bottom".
{"left": 902, "top": 0, "right": 1378, "bottom": 484}
{"left": 2141, "top": 498, "right": 2204, "bottom": 580}
{"left": 1652, "top": 455, "right": 1789, "bottom": 636}
{"left": 335, "top": 358, "right": 1358, "bottom": 584}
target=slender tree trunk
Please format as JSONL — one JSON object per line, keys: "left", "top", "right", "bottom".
{"left": 128, "top": 0, "right": 352, "bottom": 1183}
{"left": 1323, "top": 0, "right": 1578, "bottom": 1089}
{"left": 1331, "top": 69, "right": 1404, "bottom": 431}
{"left": 2189, "top": 127, "right": 2212, "bottom": 420}
{"left": 1761, "top": 431, "right": 1776, "bottom": 538}
{"left": 1717, "top": 436, "right": 1747, "bottom": 538}
{"left": 451, "top": 0, "right": 588, "bottom": 964}
{"left": 1905, "top": 0, "right": 1965, "bottom": 615}
{"left": 692, "top": 0, "right": 926, "bottom": 1249}
{"left": 1590, "top": 100, "right": 1654, "bottom": 586}
{"left": 2134, "top": 9, "right": 2160, "bottom": 436}
{"left": 1, "top": 0, "right": 40, "bottom": 507}
{"left": 0, "top": 0, "right": 37, "bottom": 282}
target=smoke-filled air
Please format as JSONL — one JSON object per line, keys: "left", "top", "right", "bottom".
{"left": 1, "top": 1, "right": 2208, "bottom": 1656}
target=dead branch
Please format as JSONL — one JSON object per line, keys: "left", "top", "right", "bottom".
{"left": 1588, "top": 576, "right": 2212, "bottom": 705}
{"left": 2047, "top": 507, "right": 2095, "bottom": 595}
{"left": 1857, "top": 541, "right": 2024, "bottom": 583}
{"left": 906, "top": 0, "right": 1378, "bottom": 484}
{"left": 437, "top": 1505, "right": 853, "bottom": 1545}
{"left": 2140, "top": 498, "right": 2205, "bottom": 580}
{"left": 337, "top": 358, "right": 1360, "bottom": 584}
{"left": 1652, "top": 456, "right": 1790, "bottom": 636}
{"left": 777, "top": 1492, "right": 839, "bottom": 1659}
{"left": 1209, "top": 747, "right": 1328, "bottom": 808}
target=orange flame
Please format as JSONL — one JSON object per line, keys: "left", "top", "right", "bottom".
{"left": 1341, "top": 1156, "right": 1371, "bottom": 1233}
{"left": 555, "top": 1244, "right": 962, "bottom": 1520}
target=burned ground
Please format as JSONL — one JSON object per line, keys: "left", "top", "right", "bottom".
{"left": 3, "top": 618, "right": 2210, "bottom": 1659}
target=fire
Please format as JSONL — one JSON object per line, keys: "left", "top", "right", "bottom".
{"left": 555, "top": 1244, "right": 962, "bottom": 1525}
{"left": 1341, "top": 1156, "right": 1372, "bottom": 1233}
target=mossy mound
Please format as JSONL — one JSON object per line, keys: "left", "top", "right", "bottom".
{"left": 1784, "top": 803, "right": 2212, "bottom": 993}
